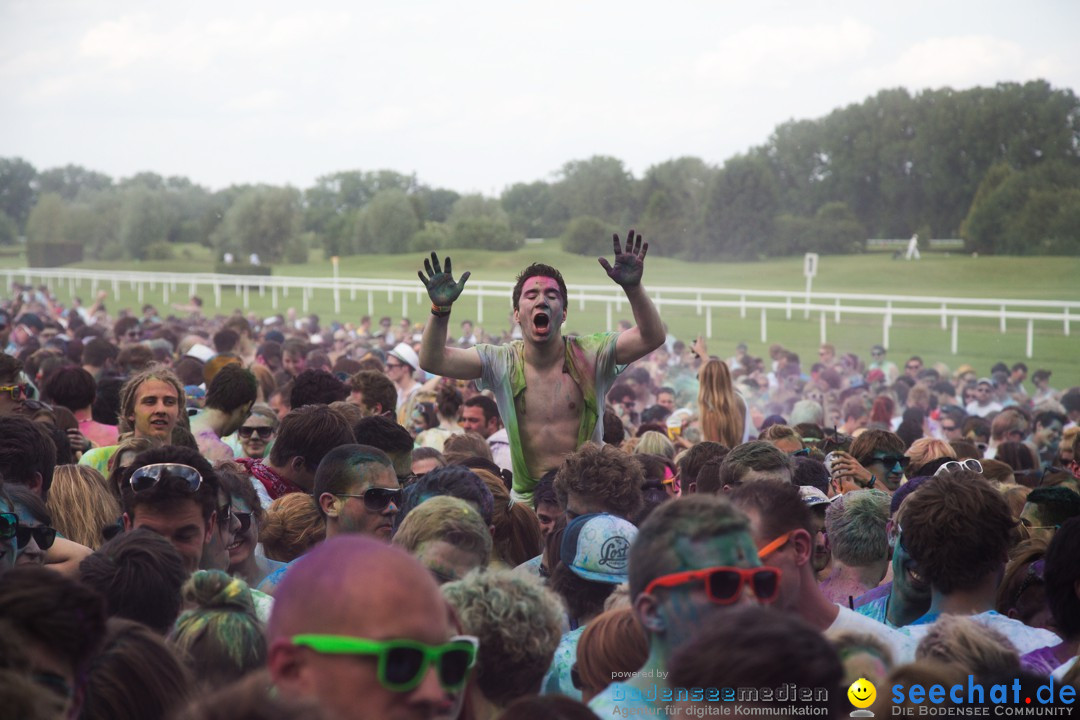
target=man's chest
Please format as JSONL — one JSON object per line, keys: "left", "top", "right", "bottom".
{"left": 517, "top": 367, "right": 585, "bottom": 422}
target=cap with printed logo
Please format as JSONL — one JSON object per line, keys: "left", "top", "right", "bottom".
{"left": 560, "top": 513, "right": 638, "bottom": 584}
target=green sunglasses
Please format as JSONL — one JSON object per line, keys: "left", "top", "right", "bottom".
{"left": 291, "top": 635, "right": 478, "bottom": 693}
{"left": 0, "top": 512, "right": 17, "bottom": 540}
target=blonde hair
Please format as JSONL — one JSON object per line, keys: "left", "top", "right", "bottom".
{"left": 260, "top": 494, "right": 326, "bottom": 563}
{"left": 906, "top": 438, "right": 955, "bottom": 475}
{"left": 634, "top": 430, "right": 675, "bottom": 460}
{"left": 442, "top": 570, "right": 564, "bottom": 706}
{"left": 393, "top": 495, "right": 492, "bottom": 568}
{"left": 698, "top": 359, "right": 744, "bottom": 448}
{"left": 998, "top": 483, "right": 1031, "bottom": 520}
{"left": 914, "top": 614, "right": 1020, "bottom": 677}
{"left": 47, "top": 465, "right": 121, "bottom": 550}
{"left": 118, "top": 365, "right": 186, "bottom": 434}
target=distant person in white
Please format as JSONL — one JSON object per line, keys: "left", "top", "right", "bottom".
{"left": 905, "top": 233, "right": 921, "bottom": 260}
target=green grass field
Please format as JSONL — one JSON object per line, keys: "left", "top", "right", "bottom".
{"left": 6, "top": 242, "right": 1080, "bottom": 389}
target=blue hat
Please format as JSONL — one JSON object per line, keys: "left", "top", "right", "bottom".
{"left": 560, "top": 513, "right": 637, "bottom": 584}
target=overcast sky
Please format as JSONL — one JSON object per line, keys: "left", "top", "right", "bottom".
{"left": 2, "top": 0, "right": 1078, "bottom": 195}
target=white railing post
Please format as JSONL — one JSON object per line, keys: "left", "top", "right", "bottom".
{"left": 882, "top": 315, "right": 890, "bottom": 350}
{"left": 834, "top": 297, "right": 840, "bottom": 323}
{"left": 886, "top": 300, "right": 892, "bottom": 328}
{"left": 951, "top": 316, "right": 959, "bottom": 355}
{"left": 760, "top": 308, "right": 767, "bottom": 343}
{"left": 605, "top": 301, "right": 612, "bottom": 332}
{"left": 1026, "top": 319, "right": 1034, "bottom": 359}
{"left": 367, "top": 290, "right": 374, "bottom": 317}
{"left": 941, "top": 303, "right": 947, "bottom": 330}
{"left": 477, "top": 294, "right": 484, "bottom": 325}
{"left": 696, "top": 292, "right": 702, "bottom": 317}
{"left": 1065, "top": 308, "right": 1071, "bottom": 337}
{"left": 820, "top": 313, "right": 827, "bottom": 344}
{"left": 706, "top": 306, "right": 713, "bottom": 339}
{"left": 740, "top": 294, "right": 746, "bottom": 319}
{"left": 785, "top": 296, "right": 792, "bottom": 320}
{"left": 1000, "top": 305, "right": 1006, "bottom": 333}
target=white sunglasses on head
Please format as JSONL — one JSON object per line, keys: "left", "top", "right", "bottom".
{"left": 934, "top": 459, "right": 983, "bottom": 477}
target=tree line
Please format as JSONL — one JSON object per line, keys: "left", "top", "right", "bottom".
{"left": 2, "top": 79, "right": 1078, "bottom": 265}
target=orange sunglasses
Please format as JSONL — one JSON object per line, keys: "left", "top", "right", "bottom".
{"left": 643, "top": 566, "right": 782, "bottom": 605}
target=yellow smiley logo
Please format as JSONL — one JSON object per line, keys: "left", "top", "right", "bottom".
{"left": 848, "top": 677, "right": 876, "bottom": 709}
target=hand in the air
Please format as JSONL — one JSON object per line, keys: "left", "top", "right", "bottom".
{"left": 599, "top": 229, "right": 648, "bottom": 288}
{"left": 692, "top": 335, "right": 708, "bottom": 360}
{"left": 418, "top": 252, "right": 471, "bottom": 307}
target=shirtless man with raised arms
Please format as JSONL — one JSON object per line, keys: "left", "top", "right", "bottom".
{"left": 417, "top": 230, "right": 665, "bottom": 501}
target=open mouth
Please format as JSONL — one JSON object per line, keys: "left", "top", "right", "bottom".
{"left": 533, "top": 311, "right": 551, "bottom": 335}
{"left": 904, "top": 562, "right": 928, "bottom": 591}
{"left": 227, "top": 535, "right": 250, "bottom": 552}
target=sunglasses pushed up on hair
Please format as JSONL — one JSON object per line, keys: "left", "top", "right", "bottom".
{"left": 934, "top": 459, "right": 983, "bottom": 476}
{"left": 129, "top": 463, "right": 203, "bottom": 493}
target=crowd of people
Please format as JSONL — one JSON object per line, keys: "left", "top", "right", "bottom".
{"left": 1, "top": 233, "right": 1079, "bottom": 719}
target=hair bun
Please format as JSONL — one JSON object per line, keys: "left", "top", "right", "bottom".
{"left": 183, "top": 570, "right": 256, "bottom": 613}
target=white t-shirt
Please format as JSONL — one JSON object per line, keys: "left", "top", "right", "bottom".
{"left": 905, "top": 611, "right": 1060, "bottom": 655}
{"left": 827, "top": 605, "right": 916, "bottom": 664}
{"left": 1052, "top": 657, "right": 1077, "bottom": 681}
{"left": 966, "top": 400, "right": 1003, "bottom": 418}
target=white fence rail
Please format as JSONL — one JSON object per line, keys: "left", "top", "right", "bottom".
{"left": 7, "top": 267, "right": 1076, "bottom": 359}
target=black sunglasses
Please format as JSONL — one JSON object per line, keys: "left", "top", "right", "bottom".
{"left": 338, "top": 487, "right": 402, "bottom": 512}
{"left": 870, "top": 455, "right": 909, "bottom": 470}
{"left": 102, "top": 518, "right": 124, "bottom": 542}
{"left": 234, "top": 511, "right": 252, "bottom": 534}
{"left": 238, "top": 425, "right": 274, "bottom": 439}
{"left": 16, "top": 525, "right": 57, "bottom": 551}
